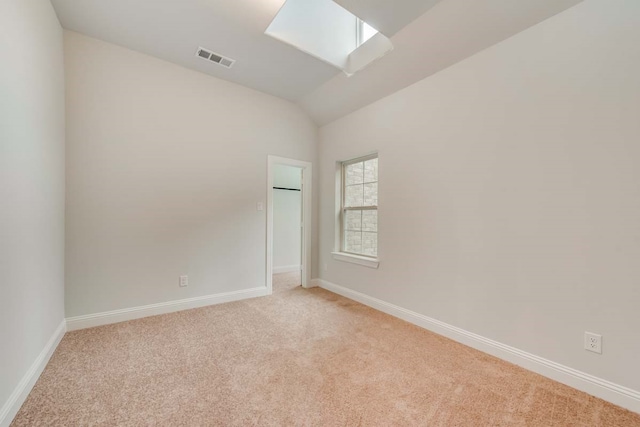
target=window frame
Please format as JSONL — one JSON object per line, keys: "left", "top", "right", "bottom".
{"left": 356, "top": 18, "right": 378, "bottom": 47}
{"left": 356, "top": 18, "right": 364, "bottom": 47}
{"left": 340, "top": 153, "right": 378, "bottom": 259}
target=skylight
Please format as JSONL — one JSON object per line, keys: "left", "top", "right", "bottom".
{"left": 265, "top": 0, "right": 392, "bottom": 76}
{"left": 357, "top": 19, "right": 378, "bottom": 47}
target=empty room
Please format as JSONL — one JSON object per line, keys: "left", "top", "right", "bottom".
{"left": 1, "top": 0, "right": 639, "bottom": 425}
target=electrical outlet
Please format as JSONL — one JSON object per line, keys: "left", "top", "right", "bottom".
{"left": 179, "top": 275, "right": 188, "bottom": 287}
{"left": 323, "top": 263, "right": 328, "bottom": 271}
{"left": 584, "top": 332, "right": 602, "bottom": 354}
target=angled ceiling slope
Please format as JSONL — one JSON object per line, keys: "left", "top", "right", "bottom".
{"left": 300, "top": 0, "right": 583, "bottom": 125}
{"left": 50, "top": 0, "right": 340, "bottom": 101}
{"left": 335, "top": 0, "right": 443, "bottom": 36}
{"left": 51, "top": 0, "right": 584, "bottom": 125}
{"left": 50, "top": 0, "right": 446, "bottom": 103}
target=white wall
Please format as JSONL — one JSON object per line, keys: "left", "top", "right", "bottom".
{"left": 273, "top": 166, "right": 302, "bottom": 272}
{"left": 319, "top": 0, "right": 640, "bottom": 394}
{"left": 0, "top": 0, "right": 66, "bottom": 418}
{"left": 64, "top": 31, "right": 318, "bottom": 317}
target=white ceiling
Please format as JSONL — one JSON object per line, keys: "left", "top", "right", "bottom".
{"left": 50, "top": 0, "right": 339, "bottom": 101}
{"left": 301, "top": 0, "right": 583, "bottom": 125}
{"left": 51, "top": 0, "right": 583, "bottom": 125}
{"left": 335, "top": 0, "right": 443, "bottom": 36}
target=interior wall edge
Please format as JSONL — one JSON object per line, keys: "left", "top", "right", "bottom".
{"left": 65, "top": 287, "right": 268, "bottom": 331}
{"left": 0, "top": 320, "right": 67, "bottom": 427}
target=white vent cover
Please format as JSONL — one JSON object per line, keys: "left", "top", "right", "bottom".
{"left": 195, "top": 47, "right": 235, "bottom": 68}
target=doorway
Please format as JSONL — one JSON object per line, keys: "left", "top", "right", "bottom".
{"left": 266, "top": 156, "right": 312, "bottom": 294}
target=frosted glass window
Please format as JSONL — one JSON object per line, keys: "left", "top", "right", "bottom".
{"left": 362, "top": 210, "right": 377, "bottom": 232}
{"left": 345, "top": 162, "right": 364, "bottom": 185}
{"left": 345, "top": 210, "right": 362, "bottom": 231}
{"left": 341, "top": 154, "right": 378, "bottom": 257}
{"left": 345, "top": 230, "right": 363, "bottom": 254}
{"left": 363, "top": 183, "right": 377, "bottom": 206}
{"left": 345, "top": 184, "right": 364, "bottom": 207}
{"left": 362, "top": 232, "right": 377, "bottom": 257}
{"left": 364, "top": 158, "right": 378, "bottom": 182}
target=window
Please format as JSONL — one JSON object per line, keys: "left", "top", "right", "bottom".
{"left": 341, "top": 154, "right": 378, "bottom": 258}
{"left": 356, "top": 19, "right": 378, "bottom": 47}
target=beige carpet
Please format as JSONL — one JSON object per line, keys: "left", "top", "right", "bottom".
{"left": 12, "top": 272, "right": 640, "bottom": 426}
{"left": 272, "top": 271, "right": 301, "bottom": 294}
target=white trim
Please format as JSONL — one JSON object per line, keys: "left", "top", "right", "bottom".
{"left": 0, "top": 320, "right": 66, "bottom": 427}
{"left": 266, "top": 156, "right": 313, "bottom": 294}
{"left": 66, "top": 287, "right": 268, "bottom": 331}
{"left": 331, "top": 251, "right": 379, "bottom": 269}
{"left": 273, "top": 265, "right": 301, "bottom": 274}
{"left": 315, "top": 279, "right": 640, "bottom": 414}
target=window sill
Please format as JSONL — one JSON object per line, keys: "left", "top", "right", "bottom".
{"left": 331, "top": 252, "right": 379, "bottom": 269}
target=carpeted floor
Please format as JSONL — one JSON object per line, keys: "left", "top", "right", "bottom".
{"left": 12, "top": 272, "right": 640, "bottom": 426}
{"left": 272, "top": 270, "right": 301, "bottom": 294}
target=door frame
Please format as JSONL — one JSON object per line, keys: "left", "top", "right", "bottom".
{"left": 266, "top": 155, "right": 312, "bottom": 293}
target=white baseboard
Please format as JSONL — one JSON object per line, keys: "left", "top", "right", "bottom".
{"left": 66, "top": 287, "right": 269, "bottom": 331}
{"left": 314, "top": 278, "right": 640, "bottom": 414}
{"left": 273, "top": 265, "right": 301, "bottom": 274}
{"left": 0, "top": 319, "right": 66, "bottom": 427}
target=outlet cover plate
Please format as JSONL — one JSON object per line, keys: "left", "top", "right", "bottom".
{"left": 584, "top": 332, "right": 602, "bottom": 354}
{"left": 179, "top": 275, "right": 188, "bottom": 287}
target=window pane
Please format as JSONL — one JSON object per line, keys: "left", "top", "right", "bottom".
{"left": 362, "top": 210, "right": 377, "bottom": 232}
{"left": 345, "top": 184, "right": 364, "bottom": 207}
{"left": 342, "top": 155, "right": 377, "bottom": 257}
{"left": 345, "top": 162, "right": 364, "bottom": 185}
{"left": 345, "top": 210, "right": 362, "bottom": 231}
{"left": 345, "top": 231, "right": 362, "bottom": 254}
{"left": 362, "top": 232, "right": 377, "bottom": 257}
{"left": 364, "top": 158, "right": 378, "bottom": 183}
{"left": 363, "top": 183, "right": 377, "bottom": 206}
{"left": 360, "top": 21, "right": 378, "bottom": 46}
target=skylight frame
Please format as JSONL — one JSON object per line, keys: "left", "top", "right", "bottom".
{"left": 265, "top": 0, "right": 392, "bottom": 76}
{"left": 356, "top": 18, "right": 378, "bottom": 47}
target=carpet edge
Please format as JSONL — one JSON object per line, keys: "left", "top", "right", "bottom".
{"left": 273, "top": 265, "right": 302, "bottom": 274}
{"left": 66, "top": 287, "right": 269, "bottom": 331}
{"left": 0, "top": 319, "right": 66, "bottom": 427}
{"left": 313, "top": 278, "right": 640, "bottom": 415}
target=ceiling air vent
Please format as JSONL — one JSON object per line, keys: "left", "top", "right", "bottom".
{"left": 196, "top": 47, "right": 235, "bottom": 69}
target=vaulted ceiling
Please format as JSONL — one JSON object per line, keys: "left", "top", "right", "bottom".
{"left": 51, "top": 0, "right": 582, "bottom": 125}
